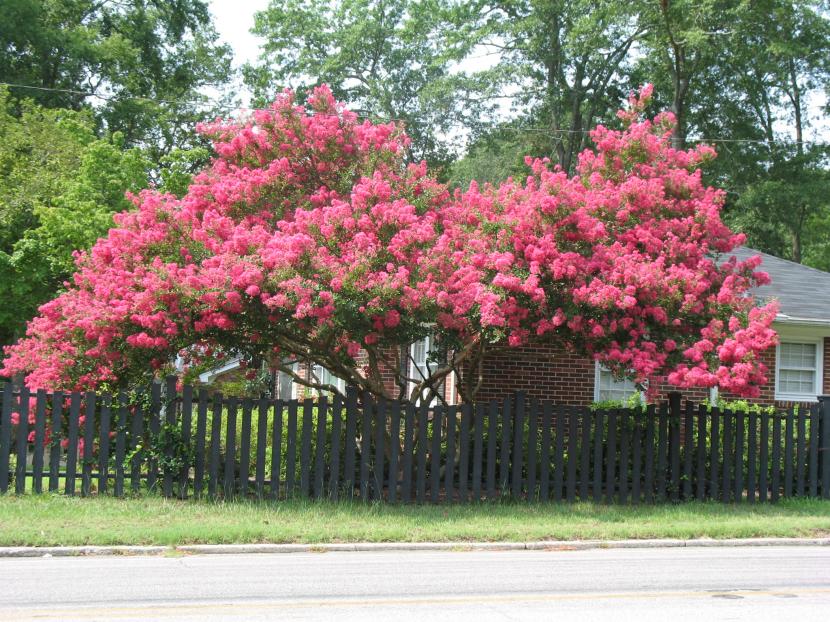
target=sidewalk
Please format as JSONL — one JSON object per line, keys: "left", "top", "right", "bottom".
{"left": 1, "top": 536, "right": 828, "bottom": 557}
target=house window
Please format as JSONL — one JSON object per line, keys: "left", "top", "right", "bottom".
{"left": 409, "top": 334, "right": 436, "bottom": 381}
{"left": 311, "top": 363, "right": 345, "bottom": 394}
{"left": 776, "top": 341, "right": 822, "bottom": 401}
{"left": 409, "top": 334, "right": 442, "bottom": 404}
{"left": 594, "top": 362, "right": 639, "bottom": 403}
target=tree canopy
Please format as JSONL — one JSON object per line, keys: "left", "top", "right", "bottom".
{"left": 2, "top": 86, "right": 777, "bottom": 401}
{"left": 0, "top": 0, "right": 233, "bottom": 158}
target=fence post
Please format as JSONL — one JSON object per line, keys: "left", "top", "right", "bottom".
{"left": 668, "top": 392, "right": 682, "bottom": 501}
{"left": 819, "top": 395, "right": 830, "bottom": 499}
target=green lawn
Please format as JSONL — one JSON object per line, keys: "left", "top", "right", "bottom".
{"left": 0, "top": 496, "right": 828, "bottom": 547}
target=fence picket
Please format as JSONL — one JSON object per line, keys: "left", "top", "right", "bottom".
{"left": 605, "top": 410, "right": 617, "bottom": 504}
{"left": 511, "top": 394, "right": 525, "bottom": 499}
{"left": 735, "top": 411, "right": 745, "bottom": 502}
{"left": 808, "top": 404, "right": 819, "bottom": 497}
{"left": 314, "top": 396, "right": 328, "bottom": 500}
{"left": 619, "top": 409, "right": 630, "bottom": 504}
{"left": 32, "top": 389, "right": 47, "bottom": 494}
{"left": 472, "top": 403, "right": 485, "bottom": 501}
{"left": 65, "top": 392, "right": 81, "bottom": 495}
{"left": 580, "top": 405, "right": 591, "bottom": 501}
{"left": 554, "top": 406, "right": 565, "bottom": 503}
{"left": 114, "top": 392, "right": 127, "bottom": 497}
{"left": 759, "top": 410, "right": 770, "bottom": 503}
{"left": 374, "top": 398, "right": 386, "bottom": 501}
{"left": 796, "top": 407, "right": 806, "bottom": 497}
{"left": 683, "top": 402, "right": 693, "bottom": 500}
{"left": 528, "top": 398, "right": 539, "bottom": 500}
{"left": 208, "top": 393, "right": 223, "bottom": 498}
{"left": 179, "top": 385, "right": 193, "bottom": 499}
{"left": 445, "top": 405, "right": 456, "bottom": 502}
{"left": 285, "top": 399, "right": 298, "bottom": 498}
{"left": 747, "top": 413, "right": 757, "bottom": 504}
{"left": 696, "top": 405, "right": 706, "bottom": 501}
{"left": 98, "top": 394, "right": 111, "bottom": 495}
{"left": 147, "top": 383, "right": 161, "bottom": 492}
{"left": 416, "top": 402, "right": 429, "bottom": 504}
{"left": 389, "top": 401, "right": 401, "bottom": 503}
{"left": 709, "top": 408, "right": 720, "bottom": 501}
{"left": 255, "top": 396, "right": 268, "bottom": 499}
{"left": 162, "top": 376, "right": 177, "bottom": 497}
{"left": 15, "top": 387, "right": 30, "bottom": 494}
{"left": 631, "top": 415, "right": 642, "bottom": 505}
{"left": 771, "top": 414, "right": 781, "bottom": 503}
{"left": 328, "top": 395, "right": 343, "bottom": 500}
{"left": 499, "top": 397, "right": 512, "bottom": 495}
{"left": 360, "top": 394, "right": 372, "bottom": 502}
{"left": 656, "top": 404, "right": 668, "bottom": 502}
{"left": 539, "top": 402, "right": 552, "bottom": 501}
{"left": 822, "top": 402, "right": 830, "bottom": 499}
{"left": 592, "top": 408, "right": 603, "bottom": 503}
{"left": 784, "top": 408, "right": 794, "bottom": 498}
{"left": 566, "top": 408, "right": 577, "bottom": 503}
{"left": 193, "top": 390, "right": 208, "bottom": 497}
{"left": 722, "top": 409, "right": 733, "bottom": 503}
{"left": 644, "top": 405, "right": 656, "bottom": 504}
{"left": 270, "top": 399, "right": 283, "bottom": 500}
{"left": 400, "top": 401, "right": 414, "bottom": 502}
{"left": 458, "top": 403, "right": 471, "bottom": 501}
{"left": 80, "top": 391, "right": 95, "bottom": 496}
{"left": 239, "top": 399, "right": 253, "bottom": 497}
{"left": 344, "top": 390, "right": 358, "bottom": 498}
{"left": 0, "top": 384, "right": 11, "bottom": 493}
{"left": 430, "top": 405, "right": 443, "bottom": 503}
{"left": 486, "top": 401, "right": 497, "bottom": 500}
{"left": 224, "top": 397, "right": 238, "bottom": 498}
{"left": 669, "top": 395, "right": 681, "bottom": 502}
{"left": 300, "top": 398, "right": 313, "bottom": 498}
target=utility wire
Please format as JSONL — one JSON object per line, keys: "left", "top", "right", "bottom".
{"left": 1, "top": 81, "right": 827, "bottom": 147}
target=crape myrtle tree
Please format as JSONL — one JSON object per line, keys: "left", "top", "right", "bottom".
{"left": 2, "top": 85, "right": 778, "bottom": 402}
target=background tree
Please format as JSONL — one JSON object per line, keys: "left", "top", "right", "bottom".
{"left": 244, "top": 0, "right": 482, "bottom": 172}
{"left": 0, "top": 0, "right": 233, "bottom": 159}
{"left": 0, "top": 89, "right": 151, "bottom": 346}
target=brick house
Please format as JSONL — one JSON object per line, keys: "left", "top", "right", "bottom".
{"left": 202, "top": 247, "right": 830, "bottom": 407}
{"left": 469, "top": 247, "right": 830, "bottom": 407}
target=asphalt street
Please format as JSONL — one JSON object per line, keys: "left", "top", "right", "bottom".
{"left": 1, "top": 546, "right": 829, "bottom": 621}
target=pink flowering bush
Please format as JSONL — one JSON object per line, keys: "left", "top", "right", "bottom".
{"left": 2, "top": 84, "right": 777, "bottom": 401}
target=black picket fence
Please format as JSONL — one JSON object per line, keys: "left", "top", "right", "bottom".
{"left": 1, "top": 378, "right": 829, "bottom": 503}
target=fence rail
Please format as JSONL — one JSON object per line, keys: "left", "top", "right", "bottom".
{"left": 1, "top": 379, "right": 829, "bottom": 503}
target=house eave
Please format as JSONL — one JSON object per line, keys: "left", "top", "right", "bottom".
{"left": 774, "top": 314, "right": 830, "bottom": 327}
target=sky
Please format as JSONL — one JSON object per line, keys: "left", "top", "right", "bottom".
{"left": 207, "top": 0, "right": 827, "bottom": 143}
{"left": 208, "top": 0, "right": 271, "bottom": 106}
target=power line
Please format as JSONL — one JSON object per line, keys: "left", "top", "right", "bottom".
{"left": 1, "top": 81, "right": 827, "bottom": 147}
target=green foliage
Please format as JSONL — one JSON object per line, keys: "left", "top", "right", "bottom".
{"left": 0, "top": 89, "right": 150, "bottom": 345}
{"left": 0, "top": 0, "right": 233, "bottom": 158}
{"left": 244, "top": 0, "right": 476, "bottom": 170}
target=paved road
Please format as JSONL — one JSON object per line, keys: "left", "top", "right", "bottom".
{"left": 1, "top": 546, "right": 829, "bottom": 621}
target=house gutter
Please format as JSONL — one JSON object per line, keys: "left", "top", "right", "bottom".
{"left": 774, "top": 314, "right": 830, "bottom": 327}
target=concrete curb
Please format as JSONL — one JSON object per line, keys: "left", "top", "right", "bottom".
{"left": 1, "top": 537, "right": 828, "bottom": 557}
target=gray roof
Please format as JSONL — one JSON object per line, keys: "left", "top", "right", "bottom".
{"left": 728, "top": 246, "right": 830, "bottom": 324}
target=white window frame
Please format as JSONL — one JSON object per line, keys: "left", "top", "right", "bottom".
{"left": 593, "top": 362, "right": 643, "bottom": 404}
{"left": 775, "top": 338, "right": 823, "bottom": 402}
{"left": 409, "top": 334, "right": 439, "bottom": 405}
{"left": 311, "top": 363, "right": 346, "bottom": 396}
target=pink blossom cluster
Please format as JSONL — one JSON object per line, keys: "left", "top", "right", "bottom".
{"left": 2, "top": 85, "right": 777, "bottom": 398}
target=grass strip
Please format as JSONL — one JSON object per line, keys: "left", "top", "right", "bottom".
{"left": 0, "top": 495, "right": 828, "bottom": 547}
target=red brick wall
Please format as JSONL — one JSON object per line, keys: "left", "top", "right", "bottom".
{"left": 284, "top": 332, "right": 830, "bottom": 408}
{"left": 468, "top": 340, "right": 801, "bottom": 407}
